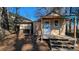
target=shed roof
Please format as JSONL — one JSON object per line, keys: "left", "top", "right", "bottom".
{"left": 9, "top": 12, "right": 32, "bottom": 21}
{"left": 9, "top": 12, "right": 32, "bottom": 24}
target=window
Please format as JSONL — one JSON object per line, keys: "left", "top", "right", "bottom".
{"left": 43, "top": 21, "right": 51, "bottom": 34}
{"left": 55, "top": 20, "right": 59, "bottom": 27}
{"left": 23, "top": 29, "right": 30, "bottom": 35}
{"left": 43, "top": 21, "right": 50, "bottom": 29}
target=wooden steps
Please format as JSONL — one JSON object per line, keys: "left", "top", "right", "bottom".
{"left": 50, "top": 38, "right": 75, "bottom": 51}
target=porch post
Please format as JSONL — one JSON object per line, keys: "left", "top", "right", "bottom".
{"left": 59, "top": 19, "right": 61, "bottom": 35}
{"left": 49, "top": 19, "right": 51, "bottom": 37}
{"left": 64, "top": 19, "right": 66, "bottom": 35}
{"left": 74, "top": 16, "right": 77, "bottom": 49}
{"left": 74, "top": 16, "right": 76, "bottom": 38}
{"left": 41, "top": 18, "right": 43, "bottom": 41}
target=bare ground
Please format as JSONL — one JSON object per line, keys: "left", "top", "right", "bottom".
{"left": 1, "top": 30, "right": 79, "bottom": 51}
{"left": 0, "top": 30, "right": 50, "bottom": 51}
{"left": 75, "top": 40, "right": 79, "bottom": 51}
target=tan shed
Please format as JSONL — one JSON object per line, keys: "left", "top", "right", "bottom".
{"left": 35, "top": 13, "right": 66, "bottom": 39}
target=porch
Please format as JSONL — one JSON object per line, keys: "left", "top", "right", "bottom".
{"left": 39, "top": 15, "right": 77, "bottom": 51}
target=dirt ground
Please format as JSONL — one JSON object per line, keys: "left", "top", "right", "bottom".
{"left": 1, "top": 30, "right": 79, "bottom": 51}
{"left": 0, "top": 30, "right": 50, "bottom": 51}
{"left": 75, "top": 40, "right": 79, "bottom": 51}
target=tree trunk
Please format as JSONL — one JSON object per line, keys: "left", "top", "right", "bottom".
{"left": 2, "top": 7, "right": 9, "bottom": 30}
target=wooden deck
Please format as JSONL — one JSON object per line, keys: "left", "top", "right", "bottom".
{"left": 41, "top": 34, "right": 76, "bottom": 51}
{"left": 50, "top": 35, "right": 76, "bottom": 40}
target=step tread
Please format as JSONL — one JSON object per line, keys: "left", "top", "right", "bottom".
{"left": 51, "top": 44, "right": 74, "bottom": 47}
{"left": 51, "top": 48, "right": 74, "bottom": 51}
{"left": 50, "top": 39, "right": 75, "bottom": 50}
{"left": 50, "top": 42, "right": 74, "bottom": 45}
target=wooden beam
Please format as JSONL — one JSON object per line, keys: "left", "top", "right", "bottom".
{"left": 41, "top": 18, "right": 43, "bottom": 40}
{"left": 64, "top": 19, "right": 66, "bottom": 35}
{"left": 59, "top": 19, "right": 60, "bottom": 35}
{"left": 74, "top": 16, "right": 76, "bottom": 38}
{"left": 49, "top": 18, "right": 51, "bottom": 37}
{"left": 74, "top": 16, "right": 77, "bottom": 49}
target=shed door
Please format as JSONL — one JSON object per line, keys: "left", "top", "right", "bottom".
{"left": 43, "top": 21, "right": 51, "bottom": 38}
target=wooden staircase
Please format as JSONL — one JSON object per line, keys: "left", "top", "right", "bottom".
{"left": 49, "top": 35, "right": 76, "bottom": 51}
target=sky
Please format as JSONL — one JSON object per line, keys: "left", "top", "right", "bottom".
{"left": 18, "top": 7, "right": 38, "bottom": 21}
{"left": 8, "top": 7, "right": 79, "bottom": 21}
{"left": 8, "top": 7, "right": 39, "bottom": 21}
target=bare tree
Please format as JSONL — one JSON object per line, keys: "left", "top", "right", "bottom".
{"left": 35, "top": 7, "right": 64, "bottom": 18}
{"left": 35, "top": 7, "right": 53, "bottom": 18}
{"left": 13, "top": 7, "right": 21, "bottom": 33}
{"left": 1, "top": 7, "right": 9, "bottom": 30}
